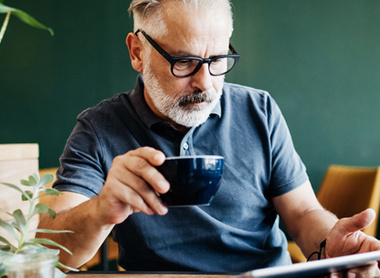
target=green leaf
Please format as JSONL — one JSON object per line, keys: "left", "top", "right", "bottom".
{"left": 0, "top": 245, "right": 11, "bottom": 251}
{"left": 1, "top": 182, "right": 24, "bottom": 194}
{"left": 0, "top": 207, "right": 12, "bottom": 218}
{"left": 21, "top": 190, "right": 33, "bottom": 201}
{"left": 34, "top": 229, "right": 73, "bottom": 234}
{"left": 28, "top": 174, "right": 38, "bottom": 186}
{"left": 21, "top": 192, "right": 31, "bottom": 201}
{"left": 0, "top": 219, "right": 18, "bottom": 241}
{"left": 56, "top": 262, "right": 79, "bottom": 272}
{"left": 20, "top": 179, "right": 32, "bottom": 186}
{"left": 48, "top": 208, "right": 56, "bottom": 219}
{"left": 0, "top": 4, "right": 55, "bottom": 36}
{"left": 11, "top": 220, "right": 21, "bottom": 233}
{"left": 25, "top": 238, "right": 72, "bottom": 255}
{"left": 40, "top": 173, "right": 54, "bottom": 185}
{"left": 0, "top": 236, "right": 16, "bottom": 250}
{"left": 40, "top": 188, "right": 61, "bottom": 197}
{"left": 1, "top": 182, "right": 31, "bottom": 201}
{"left": 32, "top": 172, "right": 40, "bottom": 182}
{"left": 34, "top": 203, "right": 49, "bottom": 215}
{"left": 12, "top": 209, "right": 26, "bottom": 232}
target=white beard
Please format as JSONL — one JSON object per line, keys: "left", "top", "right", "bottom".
{"left": 142, "top": 64, "right": 221, "bottom": 128}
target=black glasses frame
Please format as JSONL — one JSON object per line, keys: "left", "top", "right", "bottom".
{"left": 135, "top": 29, "right": 240, "bottom": 78}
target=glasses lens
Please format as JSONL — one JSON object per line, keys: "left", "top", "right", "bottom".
{"left": 210, "top": 57, "right": 236, "bottom": 75}
{"left": 172, "top": 59, "right": 202, "bottom": 77}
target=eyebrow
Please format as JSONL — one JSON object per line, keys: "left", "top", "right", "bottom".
{"left": 170, "top": 49, "right": 229, "bottom": 58}
{"left": 169, "top": 49, "right": 198, "bottom": 57}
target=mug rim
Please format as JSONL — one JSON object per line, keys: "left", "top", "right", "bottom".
{"left": 165, "top": 155, "right": 224, "bottom": 160}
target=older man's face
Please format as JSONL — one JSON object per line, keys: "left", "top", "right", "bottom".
{"left": 141, "top": 2, "right": 232, "bottom": 129}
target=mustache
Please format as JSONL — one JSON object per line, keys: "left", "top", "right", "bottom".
{"left": 178, "top": 89, "right": 217, "bottom": 106}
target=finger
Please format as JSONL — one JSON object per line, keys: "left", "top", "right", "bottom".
{"left": 106, "top": 148, "right": 169, "bottom": 215}
{"left": 123, "top": 170, "right": 168, "bottom": 215}
{"left": 127, "top": 149, "right": 170, "bottom": 194}
{"left": 116, "top": 181, "right": 155, "bottom": 215}
{"left": 105, "top": 172, "right": 156, "bottom": 216}
{"left": 97, "top": 180, "right": 155, "bottom": 224}
{"left": 346, "top": 261, "right": 380, "bottom": 277}
{"left": 132, "top": 146, "right": 166, "bottom": 166}
{"left": 338, "top": 209, "right": 376, "bottom": 235}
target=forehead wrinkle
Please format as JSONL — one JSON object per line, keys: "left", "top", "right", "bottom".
{"left": 156, "top": 36, "right": 227, "bottom": 59}
{"left": 156, "top": 5, "right": 231, "bottom": 58}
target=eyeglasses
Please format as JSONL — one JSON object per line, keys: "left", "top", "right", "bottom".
{"left": 135, "top": 29, "right": 240, "bottom": 78}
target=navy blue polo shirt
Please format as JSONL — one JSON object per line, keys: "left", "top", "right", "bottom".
{"left": 54, "top": 75, "right": 308, "bottom": 272}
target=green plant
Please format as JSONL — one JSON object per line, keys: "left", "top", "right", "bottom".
{"left": 0, "top": 0, "right": 54, "bottom": 44}
{"left": 0, "top": 172, "right": 76, "bottom": 277}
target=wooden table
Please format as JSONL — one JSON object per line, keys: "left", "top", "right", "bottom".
{"left": 67, "top": 272, "right": 239, "bottom": 278}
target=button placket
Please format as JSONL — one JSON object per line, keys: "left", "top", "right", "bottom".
{"left": 183, "top": 142, "right": 189, "bottom": 150}
{"left": 180, "top": 127, "right": 196, "bottom": 156}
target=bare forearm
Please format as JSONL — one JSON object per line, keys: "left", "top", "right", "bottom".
{"left": 289, "top": 207, "right": 338, "bottom": 259}
{"left": 37, "top": 196, "right": 114, "bottom": 269}
{"left": 36, "top": 148, "right": 170, "bottom": 269}
{"left": 273, "top": 182, "right": 339, "bottom": 260}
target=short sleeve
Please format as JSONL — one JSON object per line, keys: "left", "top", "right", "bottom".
{"left": 53, "top": 115, "right": 107, "bottom": 198}
{"left": 266, "top": 96, "right": 308, "bottom": 197}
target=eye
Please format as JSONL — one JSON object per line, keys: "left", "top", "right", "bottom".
{"left": 210, "top": 57, "right": 227, "bottom": 69}
{"left": 174, "top": 59, "right": 198, "bottom": 70}
{"left": 212, "top": 57, "right": 225, "bottom": 65}
{"left": 176, "top": 59, "right": 192, "bottom": 67}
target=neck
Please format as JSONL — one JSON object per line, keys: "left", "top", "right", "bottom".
{"left": 171, "top": 123, "right": 191, "bottom": 134}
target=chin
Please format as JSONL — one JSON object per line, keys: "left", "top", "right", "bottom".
{"left": 169, "top": 107, "right": 212, "bottom": 128}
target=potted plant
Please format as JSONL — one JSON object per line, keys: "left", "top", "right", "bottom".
{"left": 0, "top": 6, "right": 65, "bottom": 276}
{"left": 0, "top": 172, "right": 77, "bottom": 278}
{"left": 0, "top": 5, "right": 74, "bottom": 277}
{"left": 0, "top": 1, "right": 54, "bottom": 44}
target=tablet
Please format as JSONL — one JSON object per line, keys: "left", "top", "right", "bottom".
{"left": 238, "top": 250, "right": 380, "bottom": 278}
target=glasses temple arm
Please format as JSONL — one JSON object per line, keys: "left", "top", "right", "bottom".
{"left": 229, "top": 43, "right": 238, "bottom": 55}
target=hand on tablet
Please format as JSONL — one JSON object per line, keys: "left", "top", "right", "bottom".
{"left": 326, "top": 208, "right": 380, "bottom": 277}
{"left": 329, "top": 261, "right": 379, "bottom": 278}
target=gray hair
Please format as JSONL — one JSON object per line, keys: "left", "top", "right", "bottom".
{"left": 128, "top": 0, "right": 234, "bottom": 38}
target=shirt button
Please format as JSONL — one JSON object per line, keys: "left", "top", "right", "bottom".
{"left": 183, "top": 143, "right": 189, "bottom": 150}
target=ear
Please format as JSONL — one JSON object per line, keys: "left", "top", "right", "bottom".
{"left": 126, "top": 32, "right": 144, "bottom": 73}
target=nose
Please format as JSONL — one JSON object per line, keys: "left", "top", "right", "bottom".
{"left": 190, "top": 63, "right": 213, "bottom": 92}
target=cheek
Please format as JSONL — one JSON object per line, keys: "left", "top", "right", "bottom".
{"left": 213, "top": 76, "right": 225, "bottom": 93}
{"left": 145, "top": 51, "right": 171, "bottom": 77}
{"left": 166, "top": 79, "right": 190, "bottom": 96}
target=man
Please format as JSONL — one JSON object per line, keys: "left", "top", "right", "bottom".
{"left": 38, "top": 0, "right": 380, "bottom": 274}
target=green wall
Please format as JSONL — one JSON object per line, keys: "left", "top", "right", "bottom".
{"left": 1, "top": 0, "right": 380, "bottom": 224}
{"left": 229, "top": 0, "right": 380, "bottom": 189}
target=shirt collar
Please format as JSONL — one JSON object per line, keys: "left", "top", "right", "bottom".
{"left": 129, "top": 74, "right": 222, "bottom": 129}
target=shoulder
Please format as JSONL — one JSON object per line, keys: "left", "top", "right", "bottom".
{"left": 223, "top": 82, "right": 271, "bottom": 98}
{"left": 77, "top": 93, "right": 130, "bottom": 123}
{"left": 221, "top": 82, "right": 279, "bottom": 118}
{"left": 223, "top": 82, "right": 269, "bottom": 95}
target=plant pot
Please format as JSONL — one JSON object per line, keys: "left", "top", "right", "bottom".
{"left": 1, "top": 250, "right": 58, "bottom": 278}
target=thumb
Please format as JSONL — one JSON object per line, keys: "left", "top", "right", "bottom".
{"left": 339, "top": 208, "right": 376, "bottom": 234}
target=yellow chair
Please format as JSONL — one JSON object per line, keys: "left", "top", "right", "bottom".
{"left": 288, "top": 165, "right": 380, "bottom": 263}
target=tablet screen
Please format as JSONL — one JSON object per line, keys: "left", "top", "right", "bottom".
{"left": 237, "top": 250, "right": 380, "bottom": 278}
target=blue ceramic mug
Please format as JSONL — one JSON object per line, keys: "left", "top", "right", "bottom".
{"left": 157, "top": 155, "right": 224, "bottom": 207}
